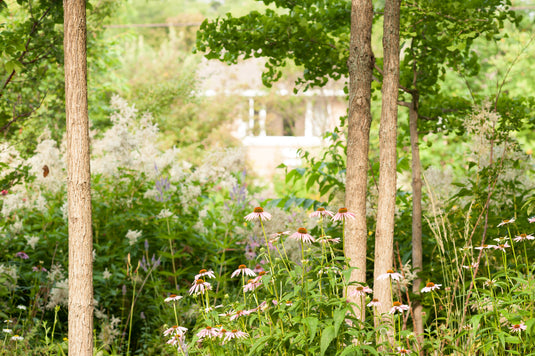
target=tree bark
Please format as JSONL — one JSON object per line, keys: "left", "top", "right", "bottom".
{"left": 346, "top": 0, "right": 374, "bottom": 321}
{"left": 373, "top": 0, "right": 400, "bottom": 332}
{"left": 64, "top": 1, "right": 93, "bottom": 355}
{"left": 410, "top": 93, "right": 425, "bottom": 351}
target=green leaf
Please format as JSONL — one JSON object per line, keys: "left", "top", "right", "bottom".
{"left": 333, "top": 307, "right": 346, "bottom": 336}
{"left": 248, "top": 335, "right": 272, "bottom": 356}
{"left": 303, "top": 316, "right": 319, "bottom": 342}
{"left": 320, "top": 325, "right": 336, "bottom": 356}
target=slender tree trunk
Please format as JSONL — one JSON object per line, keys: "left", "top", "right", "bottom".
{"left": 409, "top": 92, "right": 425, "bottom": 351}
{"left": 64, "top": 1, "right": 93, "bottom": 355}
{"left": 345, "top": 0, "right": 374, "bottom": 321}
{"left": 373, "top": 0, "right": 400, "bottom": 335}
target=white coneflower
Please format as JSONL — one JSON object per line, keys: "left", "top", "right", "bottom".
{"left": 163, "top": 325, "right": 187, "bottom": 337}
{"left": 244, "top": 207, "right": 272, "bottom": 222}
{"left": 164, "top": 294, "right": 183, "bottom": 303}
{"left": 194, "top": 269, "right": 216, "bottom": 280}
{"left": 223, "top": 329, "right": 248, "bottom": 343}
{"left": 389, "top": 301, "right": 410, "bottom": 314}
{"left": 367, "top": 298, "right": 381, "bottom": 308}
{"left": 196, "top": 326, "right": 219, "bottom": 340}
{"left": 289, "top": 228, "right": 315, "bottom": 244}
{"left": 188, "top": 279, "right": 211, "bottom": 295}
{"left": 514, "top": 233, "right": 534, "bottom": 242}
{"left": 229, "top": 310, "right": 251, "bottom": 321}
{"left": 332, "top": 207, "right": 356, "bottom": 221}
{"left": 309, "top": 207, "right": 334, "bottom": 218}
{"left": 231, "top": 264, "right": 256, "bottom": 278}
{"left": 377, "top": 269, "right": 403, "bottom": 281}
{"left": 243, "top": 279, "right": 262, "bottom": 293}
{"left": 497, "top": 217, "right": 515, "bottom": 227}
{"left": 11, "top": 335, "right": 24, "bottom": 341}
{"left": 349, "top": 285, "right": 373, "bottom": 297}
{"left": 421, "top": 282, "right": 442, "bottom": 293}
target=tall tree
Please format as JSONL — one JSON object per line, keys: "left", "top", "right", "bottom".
{"left": 374, "top": 0, "right": 401, "bottom": 329}
{"left": 345, "top": 0, "right": 374, "bottom": 320}
{"left": 64, "top": 0, "right": 93, "bottom": 354}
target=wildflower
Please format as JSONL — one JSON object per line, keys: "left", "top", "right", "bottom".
{"left": 462, "top": 262, "right": 479, "bottom": 269}
{"left": 2, "top": 329, "right": 12, "bottom": 333}
{"left": 32, "top": 265, "right": 47, "bottom": 272}
{"left": 509, "top": 322, "right": 527, "bottom": 333}
{"left": 309, "top": 207, "right": 334, "bottom": 218}
{"left": 528, "top": 216, "right": 535, "bottom": 223}
{"left": 204, "top": 305, "right": 223, "bottom": 313}
{"left": 253, "top": 301, "right": 268, "bottom": 312}
{"left": 216, "top": 328, "right": 229, "bottom": 339}
{"left": 317, "top": 235, "right": 341, "bottom": 244}
{"left": 223, "top": 329, "right": 248, "bottom": 342}
{"left": 367, "top": 299, "right": 381, "bottom": 308}
{"left": 163, "top": 325, "right": 188, "bottom": 337}
{"left": 475, "top": 244, "right": 496, "bottom": 250}
{"left": 102, "top": 268, "right": 112, "bottom": 280}
{"left": 16, "top": 305, "right": 27, "bottom": 311}
{"left": 218, "top": 310, "right": 234, "bottom": 318}
{"left": 497, "top": 217, "right": 515, "bottom": 227}
{"left": 484, "top": 279, "right": 497, "bottom": 288}
{"left": 244, "top": 207, "right": 272, "bottom": 222}
{"left": 421, "top": 282, "right": 442, "bottom": 293}
{"left": 157, "top": 209, "right": 175, "bottom": 219}
{"left": 11, "top": 335, "right": 23, "bottom": 341}
{"left": 166, "top": 334, "right": 187, "bottom": 349}
{"left": 493, "top": 236, "right": 508, "bottom": 244}
{"left": 289, "top": 228, "right": 316, "bottom": 244}
{"left": 269, "top": 231, "right": 289, "bottom": 243}
{"left": 15, "top": 251, "right": 29, "bottom": 259}
{"left": 397, "top": 347, "right": 411, "bottom": 355}
{"left": 125, "top": 230, "right": 142, "bottom": 246}
{"left": 231, "top": 264, "right": 256, "bottom": 278}
{"left": 230, "top": 310, "right": 251, "bottom": 321}
{"left": 253, "top": 264, "right": 264, "bottom": 274}
{"left": 332, "top": 207, "right": 356, "bottom": 221}
{"left": 390, "top": 301, "right": 410, "bottom": 314}
{"left": 164, "top": 294, "right": 183, "bottom": 303}
{"left": 514, "top": 233, "right": 535, "bottom": 242}
{"left": 1, "top": 190, "right": 7, "bottom": 196}
{"left": 349, "top": 285, "right": 373, "bottom": 298}
{"left": 493, "top": 243, "right": 510, "bottom": 252}
{"left": 196, "top": 326, "right": 219, "bottom": 340}
{"left": 188, "top": 279, "right": 212, "bottom": 295}
{"left": 377, "top": 269, "right": 403, "bottom": 281}
{"left": 284, "top": 301, "right": 293, "bottom": 307}
{"left": 243, "top": 279, "right": 262, "bottom": 293}
{"left": 195, "top": 269, "right": 216, "bottom": 280}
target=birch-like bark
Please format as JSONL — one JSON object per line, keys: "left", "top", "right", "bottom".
{"left": 345, "top": 0, "right": 374, "bottom": 321}
{"left": 64, "top": 1, "right": 93, "bottom": 354}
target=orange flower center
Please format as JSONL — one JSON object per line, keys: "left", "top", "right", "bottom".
{"left": 232, "top": 329, "right": 238, "bottom": 333}
{"left": 338, "top": 207, "right": 348, "bottom": 213}
{"left": 520, "top": 234, "right": 526, "bottom": 238}
{"left": 253, "top": 207, "right": 264, "bottom": 213}
{"left": 196, "top": 279, "right": 205, "bottom": 284}
{"left": 513, "top": 324, "right": 520, "bottom": 328}
{"left": 206, "top": 326, "right": 212, "bottom": 330}
{"left": 259, "top": 271, "right": 266, "bottom": 276}
{"left": 386, "top": 269, "right": 394, "bottom": 274}
{"left": 393, "top": 301, "right": 401, "bottom": 307}
{"left": 426, "top": 282, "right": 435, "bottom": 288}
{"left": 503, "top": 219, "right": 510, "bottom": 223}
{"left": 356, "top": 286, "right": 364, "bottom": 291}
{"left": 238, "top": 264, "right": 246, "bottom": 269}
{"left": 371, "top": 298, "right": 378, "bottom": 302}
{"left": 297, "top": 227, "right": 308, "bottom": 234}
{"left": 317, "top": 207, "right": 325, "bottom": 212}
{"left": 199, "top": 269, "right": 207, "bottom": 274}
{"left": 170, "top": 294, "right": 177, "bottom": 298}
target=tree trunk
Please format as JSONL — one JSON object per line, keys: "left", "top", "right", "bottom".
{"left": 373, "top": 0, "right": 400, "bottom": 333}
{"left": 409, "top": 93, "right": 424, "bottom": 351}
{"left": 346, "top": 0, "right": 374, "bottom": 321}
{"left": 64, "top": 1, "right": 93, "bottom": 355}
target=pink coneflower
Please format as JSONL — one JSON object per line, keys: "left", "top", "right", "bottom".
{"left": 310, "top": 207, "right": 334, "bottom": 218}
{"left": 317, "top": 235, "right": 341, "bottom": 244}
{"left": 195, "top": 269, "right": 216, "bottom": 280}
{"left": 528, "top": 216, "right": 535, "bottom": 223}
{"left": 367, "top": 298, "right": 381, "bottom": 308}
{"left": 188, "top": 279, "right": 212, "bottom": 295}
{"left": 349, "top": 285, "right": 373, "bottom": 297}
{"left": 253, "top": 264, "right": 264, "bottom": 273}
{"left": 231, "top": 264, "right": 257, "bottom": 278}
{"left": 15, "top": 251, "right": 29, "bottom": 259}
{"left": 230, "top": 309, "right": 251, "bottom": 321}
{"left": 497, "top": 217, "right": 515, "bottom": 227}
{"left": 269, "top": 231, "right": 290, "bottom": 244}
{"left": 1, "top": 190, "right": 7, "bottom": 196}
{"left": 421, "top": 282, "right": 442, "bottom": 293}
{"left": 377, "top": 269, "right": 403, "bottom": 281}
{"left": 289, "top": 228, "right": 315, "bottom": 244}
{"left": 223, "top": 329, "right": 248, "bottom": 343}
{"left": 332, "top": 207, "right": 356, "bottom": 221}
{"left": 510, "top": 322, "right": 527, "bottom": 333}
{"left": 284, "top": 300, "right": 293, "bottom": 307}
{"left": 196, "top": 326, "right": 219, "bottom": 340}
{"left": 216, "top": 328, "right": 229, "bottom": 339}
{"left": 390, "top": 301, "right": 410, "bottom": 314}
{"left": 243, "top": 279, "right": 262, "bottom": 292}
{"left": 493, "top": 243, "right": 510, "bottom": 252}
{"left": 493, "top": 236, "right": 508, "bottom": 244}
{"left": 475, "top": 244, "right": 496, "bottom": 250}
{"left": 244, "top": 207, "right": 272, "bottom": 222}
{"left": 252, "top": 300, "right": 268, "bottom": 312}
{"left": 32, "top": 265, "right": 47, "bottom": 272}
{"left": 462, "top": 262, "right": 479, "bottom": 269}
{"left": 397, "top": 346, "right": 411, "bottom": 355}
{"left": 164, "top": 294, "right": 183, "bottom": 303}
{"left": 163, "top": 325, "right": 188, "bottom": 337}
{"left": 514, "top": 233, "right": 535, "bottom": 242}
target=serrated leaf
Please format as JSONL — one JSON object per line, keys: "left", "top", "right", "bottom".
{"left": 333, "top": 307, "right": 346, "bottom": 335}
{"left": 303, "top": 316, "right": 319, "bottom": 342}
{"left": 320, "top": 325, "right": 335, "bottom": 356}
